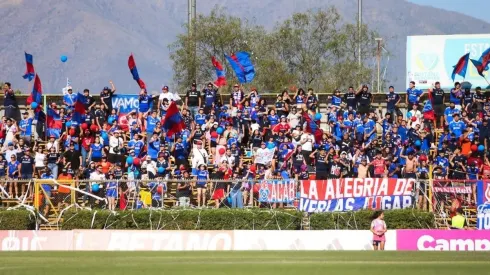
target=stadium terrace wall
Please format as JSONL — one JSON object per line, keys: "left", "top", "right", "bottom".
{"left": 0, "top": 230, "right": 489, "bottom": 251}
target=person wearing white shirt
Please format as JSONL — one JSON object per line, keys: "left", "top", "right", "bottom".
{"left": 191, "top": 141, "right": 209, "bottom": 173}
{"left": 2, "top": 142, "right": 20, "bottom": 162}
{"left": 300, "top": 132, "right": 314, "bottom": 165}
{"left": 109, "top": 131, "right": 124, "bottom": 164}
{"left": 89, "top": 166, "right": 106, "bottom": 207}
{"left": 141, "top": 155, "right": 157, "bottom": 178}
{"left": 287, "top": 109, "right": 301, "bottom": 129}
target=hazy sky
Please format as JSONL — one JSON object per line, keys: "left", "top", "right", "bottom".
{"left": 407, "top": 0, "right": 490, "bottom": 23}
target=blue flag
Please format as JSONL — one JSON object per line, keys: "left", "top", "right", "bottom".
{"left": 225, "top": 52, "right": 255, "bottom": 83}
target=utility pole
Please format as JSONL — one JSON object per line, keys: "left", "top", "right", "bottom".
{"left": 375, "top": 38, "right": 383, "bottom": 94}
{"left": 188, "top": 0, "right": 197, "bottom": 84}
{"left": 358, "top": 0, "right": 362, "bottom": 68}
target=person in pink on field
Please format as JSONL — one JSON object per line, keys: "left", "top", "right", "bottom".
{"left": 370, "top": 210, "right": 387, "bottom": 250}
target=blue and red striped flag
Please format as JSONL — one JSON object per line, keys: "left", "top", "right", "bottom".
{"left": 451, "top": 53, "right": 470, "bottom": 81}
{"left": 225, "top": 52, "right": 255, "bottom": 83}
{"left": 72, "top": 92, "right": 87, "bottom": 123}
{"left": 470, "top": 47, "right": 490, "bottom": 77}
{"left": 211, "top": 56, "right": 227, "bottom": 87}
{"left": 128, "top": 54, "right": 146, "bottom": 89}
{"left": 302, "top": 111, "right": 323, "bottom": 144}
{"left": 47, "top": 108, "right": 62, "bottom": 128}
{"left": 22, "top": 52, "right": 35, "bottom": 81}
{"left": 26, "top": 74, "right": 42, "bottom": 105}
{"left": 162, "top": 101, "right": 186, "bottom": 137}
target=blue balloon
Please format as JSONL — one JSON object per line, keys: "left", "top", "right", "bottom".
{"left": 414, "top": 140, "right": 421, "bottom": 147}
{"left": 60, "top": 55, "right": 68, "bottom": 62}
{"left": 108, "top": 118, "right": 115, "bottom": 124}
{"left": 314, "top": 113, "right": 322, "bottom": 121}
{"left": 92, "top": 184, "right": 99, "bottom": 192}
{"left": 267, "top": 143, "right": 275, "bottom": 149}
{"left": 30, "top": 102, "right": 38, "bottom": 109}
{"left": 478, "top": 145, "right": 485, "bottom": 152}
{"left": 216, "top": 127, "right": 224, "bottom": 135}
{"left": 126, "top": 157, "right": 134, "bottom": 165}
{"left": 65, "top": 121, "right": 71, "bottom": 128}
{"left": 158, "top": 167, "right": 165, "bottom": 174}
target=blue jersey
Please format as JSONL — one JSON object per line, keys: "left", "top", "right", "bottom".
{"left": 204, "top": 89, "right": 216, "bottom": 107}
{"left": 406, "top": 88, "right": 423, "bottom": 104}
{"left": 435, "top": 156, "right": 449, "bottom": 172}
{"left": 268, "top": 115, "right": 279, "bottom": 126}
{"left": 195, "top": 114, "right": 206, "bottom": 125}
{"left": 8, "top": 161, "right": 19, "bottom": 177}
{"left": 63, "top": 93, "right": 77, "bottom": 107}
{"left": 467, "top": 167, "right": 479, "bottom": 180}
{"left": 146, "top": 116, "right": 159, "bottom": 134}
{"left": 90, "top": 143, "right": 103, "bottom": 158}
{"left": 449, "top": 120, "right": 465, "bottom": 138}
{"left": 148, "top": 139, "right": 160, "bottom": 159}
{"left": 444, "top": 107, "right": 459, "bottom": 124}
{"left": 139, "top": 94, "right": 152, "bottom": 112}
{"left": 450, "top": 88, "right": 462, "bottom": 104}
{"left": 196, "top": 170, "right": 208, "bottom": 185}
{"left": 331, "top": 96, "right": 342, "bottom": 106}
{"left": 363, "top": 119, "right": 376, "bottom": 140}
{"left": 41, "top": 173, "right": 54, "bottom": 192}
{"left": 19, "top": 118, "right": 33, "bottom": 136}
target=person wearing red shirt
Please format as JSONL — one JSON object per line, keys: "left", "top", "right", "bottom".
{"left": 272, "top": 116, "right": 291, "bottom": 133}
{"left": 371, "top": 151, "right": 386, "bottom": 178}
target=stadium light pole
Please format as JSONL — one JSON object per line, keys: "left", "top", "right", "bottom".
{"left": 358, "top": 0, "right": 362, "bottom": 69}
{"left": 188, "top": 0, "right": 197, "bottom": 84}
{"left": 375, "top": 38, "right": 383, "bottom": 94}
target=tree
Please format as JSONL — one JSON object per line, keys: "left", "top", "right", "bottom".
{"left": 169, "top": 6, "right": 380, "bottom": 93}
{"left": 169, "top": 6, "right": 266, "bottom": 91}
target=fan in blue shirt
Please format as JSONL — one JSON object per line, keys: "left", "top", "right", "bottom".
{"left": 448, "top": 114, "right": 465, "bottom": 138}
{"left": 406, "top": 82, "right": 423, "bottom": 105}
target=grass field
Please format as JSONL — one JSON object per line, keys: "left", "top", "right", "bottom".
{"left": 0, "top": 251, "right": 488, "bottom": 275}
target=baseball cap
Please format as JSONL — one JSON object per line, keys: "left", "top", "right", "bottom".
{"left": 162, "top": 86, "right": 169, "bottom": 90}
{"left": 192, "top": 82, "right": 197, "bottom": 87}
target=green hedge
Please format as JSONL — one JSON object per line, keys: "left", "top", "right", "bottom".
{"left": 0, "top": 209, "right": 435, "bottom": 230}
{"left": 61, "top": 209, "right": 435, "bottom": 230}
{"left": 309, "top": 209, "right": 435, "bottom": 230}
{"left": 61, "top": 209, "right": 303, "bottom": 230}
{"left": 0, "top": 210, "right": 36, "bottom": 230}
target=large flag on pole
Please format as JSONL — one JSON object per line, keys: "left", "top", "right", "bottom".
{"left": 211, "top": 56, "right": 227, "bottom": 87}
{"left": 22, "top": 52, "right": 35, "bottom": 81}
{"left": 451, "top": 53, "right": 470, "bottom": 81}
{"left": 162, "top": 101, "right": 186, "bottom": 137}
{"left": 72, "top": 92, "right": 87, "bottom": 123}
{"left": 225, "top": 51, "right": 255, "bottom": 83}
{"left": 470, "top": 47, "right": 490, "bottom": 77}
{"left": 128, "top": 54, "right": 146, "bottom": 89}
{"left": 26, "top": 74, "right": 42, "bottom": 105}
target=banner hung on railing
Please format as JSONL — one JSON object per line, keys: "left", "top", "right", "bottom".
{"left": 112, "top": 94, "right": 139, "bottom": 114}
{"left": 476, "top": 181, "right": 490, "bottom": 230}
{"left": 432, "top": 180, "right": 477, "bottom": 223}
{"left": 299, "top": 178, "right": 415, "bottom": 212}
{"left": 257, "top": 180, "right": 297, "bottom": 204}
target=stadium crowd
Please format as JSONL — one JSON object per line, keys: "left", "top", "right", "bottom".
{"left": 1, "top": 80, "right": 490, "bottom": 211}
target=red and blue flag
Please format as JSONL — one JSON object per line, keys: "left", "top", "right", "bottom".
{"left": 26, "top": 74, "right": 42, "bottom": 105}
{"left": 47, "top": 107, "right": 63, "bottom": 129}
{"left": 452, "top": 53, "right": 470, "bottom": 81}
{"left": 211, "top": 56, "right": 227, "bottom": 87}
{"left": 225, "top": 52, "right": 255, "bottom": 83}
{"left": 302, "top": 111, "right": 323, "bottom": 144}
{"left": 128, "top": 54, "right": 146, "bottom": 89}
{"left": 470, "top": 47, "right": 490, "bottom": 77}
{"left": 162, "top": 101, "right": 186, "bottom": 137}
{"left": 72, "top": 92, "right": 87, "bottom": 123}
{"left": 22, "top": 52, "right": 35, "bottom": 81}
